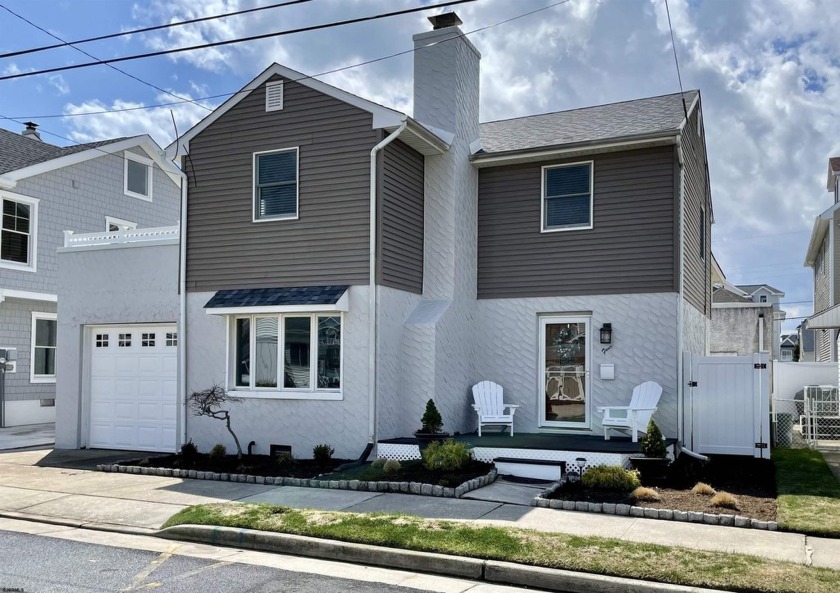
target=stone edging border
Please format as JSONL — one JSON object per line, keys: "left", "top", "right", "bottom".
{"left": 97, "top": 462, "right": 497, "bottom": 499}
{"left": 532, "top": 482, "right": 779, "bottom": 531}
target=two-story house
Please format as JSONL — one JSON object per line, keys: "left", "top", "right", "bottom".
{"left": 804, "top": 156, "right": 840, "bottom": 362}
{"left": 0, "top": 124, "right": 181, "bottom": 427}
{"left": 53, "top": 13, "right": 712, "bottom": 457}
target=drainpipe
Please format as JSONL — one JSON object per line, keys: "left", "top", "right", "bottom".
{"left": 368, "top": 118, "right": 407, "bottom": 446}
{"left": 675, "top": 136, "right": 686, "bottom": 446}
{"left": 178, "top": 173, "right": 188, "bottom": 449}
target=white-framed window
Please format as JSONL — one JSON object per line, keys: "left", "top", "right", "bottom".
{"left": 106, "top": 216, "right": 137, "bottom": 232}
{"left": 95, "top": 334, "right": 109, "bottom": 348}
{"left": 141, "top": 333, "right": 155, "bottom": 347}
{"left": 253, "top": 147, "right": 299, "bottom": 222}
{"left": 30, "top": 312, "right": 57, "bottom": 384}
{"left": 230, "top": 313, "right": 342, "bottom": 399}
{"left": 265, "top": 80, "right": 284, "bottom": 112}
{"left": 759, "top": 295, "right": 767, "bottom": 303}
{"left": 166, "top": 332, "right": 178, "bottom": 347}
{"left": 123, "top": 151, "right": 153, "bottom": 201}
{"left": 541, "top": 161, "right": 594, "bottom": 232}
{"left": 1, "top": 191, "right": 38, "bottom": 273}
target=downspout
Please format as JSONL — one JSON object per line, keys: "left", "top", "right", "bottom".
{"left": 676, "top": 136, "right": 686, "bottom": 447}
{"left": 368, "top": 118, "right": 407, "bottom": 447}
{"left": 178, "top": 171, "right": 188, "bottom": 449}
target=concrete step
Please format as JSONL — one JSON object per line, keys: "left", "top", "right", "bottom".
{"left": 493, "top": 457, "right": 565, "bottom": 481}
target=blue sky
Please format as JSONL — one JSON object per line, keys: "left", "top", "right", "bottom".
{"left": 1, "top": 0, "right": 838, "bottom": 332}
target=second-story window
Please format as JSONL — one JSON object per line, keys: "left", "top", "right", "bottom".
{"left": 254, "top": 148, "right": 298, "bottom": 221}
{"left": 1, "top": 193, "right": 38, "bottom": 271}
{"left": 124, "top": 152, "right": 153, "bottom": 201}
{"left": 542, "top": 162, "right": 593, "bottom": 232}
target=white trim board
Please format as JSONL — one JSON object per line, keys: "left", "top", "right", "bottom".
{"left": 30, "top": 311, "right": 57, "bottom": 384}
{"left": 0, "top": 289, "right": 57, "bottom": 303}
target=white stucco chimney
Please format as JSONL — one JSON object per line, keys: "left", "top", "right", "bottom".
{"left": 21, "top": 121, "right": 42, "bottom": 141}
{"left": 412, "top": 12, "right": 480, "bottom": 137}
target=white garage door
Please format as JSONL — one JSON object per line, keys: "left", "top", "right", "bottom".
{"left": 89, "top": 325, "right": 177, "bottom": 452}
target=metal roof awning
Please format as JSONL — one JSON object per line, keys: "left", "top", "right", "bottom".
{"left": 204, "top": 286, "right": 349, "bottom": 315}
{"left": 805, "top": 304, "right": 840, "bottom": 329}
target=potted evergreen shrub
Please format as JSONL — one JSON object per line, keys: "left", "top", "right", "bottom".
{"left": 629, "top": 419, "right": 671, "bottom": 482}
{"left": 414, "top": 399, "right": 450, "bottom": 445}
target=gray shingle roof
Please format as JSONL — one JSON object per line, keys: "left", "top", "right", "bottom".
{"left": 735, "top": 284, "right": 784, "bottom": 295}
{"left": 713, "top": 287, "right": 752, "bottom": 303}
{"left": 204, "top": 286, "right": 349, "bottom": 309}
{"left": 0, "top": 127, "right": 128, "bottom": 175}
{"left": 477, "top": 90, "right": 699, "bottom": 155}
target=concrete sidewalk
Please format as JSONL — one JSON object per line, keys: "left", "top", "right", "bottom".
{"left": 1, "top": 447, "right": 838, "bottom": 570}
{"left": 0, "top": 423, "right": 54, "bottom": 450}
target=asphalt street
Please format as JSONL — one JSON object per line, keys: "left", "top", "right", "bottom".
{"left": 0, "top": 528, "right": 435, "bottom": 593}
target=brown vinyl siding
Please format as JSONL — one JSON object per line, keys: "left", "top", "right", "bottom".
{"left": 185, "top": 75, "right": 379, "bottom": 292}
{"left": 680, "top": 107, "right": 712, "bottom": 316}
{"left": 477, "top": 147, "right": 676, "bottom": 299}
{"left": 377, "top": 139, "right": 424, "bottom": 293}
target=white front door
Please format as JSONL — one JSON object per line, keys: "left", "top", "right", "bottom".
{"left": 539, "top": 316, "right": 591, "bottom": 428}
{"left": 88, "top": 325, "right": 177, "bottom": 452}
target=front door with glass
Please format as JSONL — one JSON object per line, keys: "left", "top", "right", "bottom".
{"left": 539, "top": 316, "right": 590, "bottom": 428}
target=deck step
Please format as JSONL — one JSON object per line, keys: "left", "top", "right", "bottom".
{"left": 493, "top": 457, "right": 566, "bottom": 481}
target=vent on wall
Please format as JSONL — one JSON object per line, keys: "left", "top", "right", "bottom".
{"left": 266, "top": 81, "right": 284, "bottom": 112}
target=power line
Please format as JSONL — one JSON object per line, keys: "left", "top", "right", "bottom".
{"left": 2, "top": 0, "right": 571, "bottom": 122}
{"left": 0, "top": 4, "right": 212, "bottom": 112}
{"left": 0, "top": 0, "right": 478, "bottom": 82}
{"left": 663, "top": 0, "right": 687, "bottom": 119}
{"left": 0, "top": 0, "right": 314, "bottom": 60}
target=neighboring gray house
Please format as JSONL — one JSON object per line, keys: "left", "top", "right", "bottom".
{"left": 0, "top": 124, "right": 181, "bottom": 427}
{"left": 779, "top": 334, "right": 797, "bottom": 362}
{"left": 804, "top": 156, "right": 840, "bottom": 362}
{"left": 710, "top": 282, "right": 785, "bottom": 359}
{"left": 54, "top": 13, "right": 713, "bottom": 455}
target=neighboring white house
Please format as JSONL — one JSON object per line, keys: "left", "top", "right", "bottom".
{"left": 0, "top": 124, "right": 181, "bottom": 426}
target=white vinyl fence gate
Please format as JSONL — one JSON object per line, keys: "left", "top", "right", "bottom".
{"left": 683, "top": 353, "right": 770, "bottom": 459}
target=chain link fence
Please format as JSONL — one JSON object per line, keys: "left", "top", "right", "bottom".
{"left": 772, "top": 387, "right": 840, "bottom": 451}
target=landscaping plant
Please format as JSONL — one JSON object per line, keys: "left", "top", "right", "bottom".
{"left": 276, "top": 452, "right": 294, "bottom": 469}
{"left": 209, "top": 444, "right": 227, "bottom": 463}
{"left": 639, "top": 419, "right": 668, "bottom": 458}
{"left": 710, "top": 491, "right": 739, "bottom": 510}
{"left": 313, "top": 444, "right": 334, "bottom": 466}
{"left": 631, "top": 486, "right": 661, "bottom": 502}
{"left": 580, "top": 464, "right": 641, "bottom": 491}
{"left": 383, "top": 459, "right": 402, "bottom": 475}
{"left": 180, "top": 440, "right": 199, "bottom": 466}
{"left": 419, "top": 399, "right": 444, "bottom": 434}
{"left": 371, "top": 457, "right": 387, "bottom": 468}
{"left": 691, "top": 482, "right": 716, "bottom": 496}
{"left": 422, "top": 439, "right": 471, "bottom": 471}
{"left": 185, "top": 385, "right": 245, "bottom": 459}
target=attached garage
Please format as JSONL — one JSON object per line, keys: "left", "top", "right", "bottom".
{"left": 87, "top": 324, "right": 178, "bottom": 452}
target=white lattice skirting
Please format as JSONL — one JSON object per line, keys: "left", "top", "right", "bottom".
{"left": 376, "top": 443, "right": 634, "bottom": 472}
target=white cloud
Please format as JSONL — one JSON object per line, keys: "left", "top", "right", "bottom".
{"left": 48, "top": 74, "right": 70, "bottom": 96}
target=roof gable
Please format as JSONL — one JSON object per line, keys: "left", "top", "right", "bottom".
{"left": 166, "top": 63, "right": 405, "bottom": 159}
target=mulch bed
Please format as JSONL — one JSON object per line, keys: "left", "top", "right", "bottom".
{"left": 125, "top": 453, "right": 352, "bottom": 479}
{"left": 548, "top": 455, "right": 778, "bottom": 521}
{"left": 325, "top": 459, "right": 494, "bottom": 487}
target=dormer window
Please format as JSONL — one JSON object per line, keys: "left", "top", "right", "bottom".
{"left": 124, "top": 152, "right": 153, "bottom": 201}
{"left": 541, "top": 161, "right": 593, "bottom": 232}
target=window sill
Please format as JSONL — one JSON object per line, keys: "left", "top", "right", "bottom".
{"left": 123, "top": 189, "right": 152, "bottom": 202}
{"left": 30, "top": 376, "right": 56, "bottom": 385}
{"left": 252, "top": 214, "right": 299, "bottom": 223}
{"left": 541, "top": 224, "right": 593, "bottom": 234}
{"left": 0, "top": 260, "right": 36, "bottom": 273}
{"left": 228, "top": 389, "right": 342, "bottom": 401}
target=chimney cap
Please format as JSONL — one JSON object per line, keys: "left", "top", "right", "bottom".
{"left": 428, "top": 12, "right": 462, "bottom": 30}
{"left": 23, "top": 121, "right": 38, "bottom": 131}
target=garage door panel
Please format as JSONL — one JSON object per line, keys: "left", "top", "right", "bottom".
{"left": 89, "top": 324, "right": 177, "bottom": 452}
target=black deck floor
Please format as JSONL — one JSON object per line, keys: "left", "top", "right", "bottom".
{"left": 380, "top": 432, "right": 679, "bottom": 454}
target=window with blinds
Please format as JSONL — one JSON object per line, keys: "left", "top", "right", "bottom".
{"left": 542, "top": 162, "right": 593, "bottom": 232}
{"left": 253, "top": 148, "right": 298, "bottom": 221}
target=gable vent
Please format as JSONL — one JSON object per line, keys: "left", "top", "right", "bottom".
{"left": 266, "top": 81, "right": 284, "bottom": 112}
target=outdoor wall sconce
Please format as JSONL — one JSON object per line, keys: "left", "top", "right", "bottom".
{"left": 600, "top": 323, "right": 612, "bottom": 345}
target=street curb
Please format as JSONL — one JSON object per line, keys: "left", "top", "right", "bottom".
{"left": 0, "top": 510, "right": 156, "bottom": 536}
{"left": 158, "top": 524, "right": 729, "bottom": 593}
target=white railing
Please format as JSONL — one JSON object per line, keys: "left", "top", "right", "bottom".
{"left": 63, "top": 225, "right": 180, "bottom": 249}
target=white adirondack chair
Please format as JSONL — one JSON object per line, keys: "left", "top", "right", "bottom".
{"left": 472, "top": 381, "right": 519, "bottom": 437}
{"left": 597, "top": 381, "right": 662, "bottom": 442}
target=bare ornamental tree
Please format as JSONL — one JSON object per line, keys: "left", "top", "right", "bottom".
{"left": 185, "top": 385, "right": 244, "bottom": 459}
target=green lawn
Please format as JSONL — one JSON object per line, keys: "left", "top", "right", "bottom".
{"left": 774, "top": 448, "right": 840, "bottom": 537}
{"left": 163, "top": 503, "right": 840, "bottom": 593}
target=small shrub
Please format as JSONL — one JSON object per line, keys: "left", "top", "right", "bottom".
{"left": 710, "top": 491, "right": 739, "bottom": 510}
{"left": 383, "top": 459, "right": 402, "bottom": 475}
{"left": 209, "top": 444, "right": 227, "bottom": 462}
{"left": 419, "top": 399, "right": 444, "bottom": 433}
{"left": 581, "top": 465, "right": 641, "bottom": 491}
{"left": 180, "top": 440, "right": 198, "bottom": 466}
{"left": 371, "top": 457, "right": 387, "bottom": 468}
{"left": 691, "top": 482, "right": 717, "bottom": 496}
{"left": 639, "top": 419, "right": 668, "bottom": 458}
{"left": 632, "top": 486, "right": 662, "bottom": 502}
{"left": 276, "top": 452, "right": 294, "bottom": 469}
{"left": 422, "top": 439, "right": 471, "bottom": 471}
{"left": 313, "top": 444, "right": 335, "bottom": 466}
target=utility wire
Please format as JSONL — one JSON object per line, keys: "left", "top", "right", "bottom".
{"left": 0, "top": 0, "right": 314, "bottom": 60}
{"left": 0, "top": 4, "right": 212, "bottom": 112}
{"left": 664, "top": 0, "right": 687, "bottom": 119}
{"left": 0, "top": 0, "right": 478, "bottom": 82}
{"left": 2, "top": 0, "right": 571, "bottom": 122}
